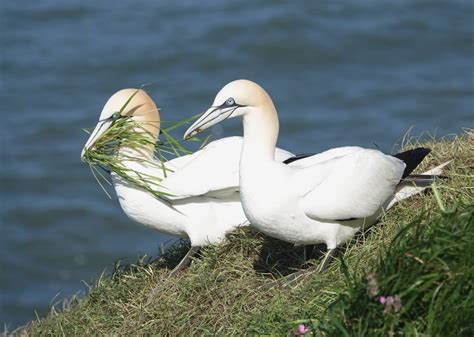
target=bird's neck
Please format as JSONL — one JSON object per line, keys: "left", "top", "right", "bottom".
{"left": 117, "top": 130, "right": 157, "bottom": 170}
{"left": 118, "top": 120, "right": 160, "bottom": 163}
{"left": 118, "top": 144, "right": 155, "bottom": 162}
{"left": 114, "top": 144, "right": 167, "bottom": 189}
{"left": 241, "top": 106, "right": 279, "bottom": 164}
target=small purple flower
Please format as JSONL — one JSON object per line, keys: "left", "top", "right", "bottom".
{"left": 297, "top": 324, "right": 309, "bottom": 335}
{"left": 378, "top": 295, "right": 402, "bottom": 314}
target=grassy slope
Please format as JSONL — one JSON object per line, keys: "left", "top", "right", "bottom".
{"left": 24, "top": 131, "right": 473, "bottom": 336}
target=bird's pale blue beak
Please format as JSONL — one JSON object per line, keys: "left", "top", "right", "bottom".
{"left": 183, "top": 106, "right": 235, "bottom": 140}
{"left": 81, "top": 119, "right": 113, "bottom": 161}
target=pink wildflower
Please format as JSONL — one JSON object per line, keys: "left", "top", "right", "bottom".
{"left": 379, "top": 295, "right": 402, "bottom": 314}
{"left": 297, "top": 324, "right": 309, "bottom": 335}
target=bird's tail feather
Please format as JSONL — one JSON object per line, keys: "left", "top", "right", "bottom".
{"left": 385, "top": 160, "right": 452, "bottom": 210}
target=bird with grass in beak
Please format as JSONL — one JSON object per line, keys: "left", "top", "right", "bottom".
{"left": 82, "top": 88, "right": 295, "bottom": 276}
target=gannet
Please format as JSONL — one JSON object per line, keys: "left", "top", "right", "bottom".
{"left": 184, "top": 79, "right": 450, "bottom": 274}
{"left": 81, "top": 88, "right": 294, "bottom": 275}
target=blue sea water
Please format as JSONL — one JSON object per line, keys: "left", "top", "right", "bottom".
{"left": 0, "top": 0, "right": 472, "bottom": 329}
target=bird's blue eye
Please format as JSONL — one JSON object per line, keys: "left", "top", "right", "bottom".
{"left": 112, "top": 112, "right": 121, "bottom": 119}
{"left": 226, "top": 98, "right": 235, "bottom": 106}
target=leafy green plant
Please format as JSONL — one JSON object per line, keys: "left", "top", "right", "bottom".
{"left": 314, "top": 204, "right": 474, "bottom": 336}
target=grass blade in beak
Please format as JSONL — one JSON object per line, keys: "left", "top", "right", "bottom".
{"left": 81, "top": 116, "right": 199, "bottom": 203}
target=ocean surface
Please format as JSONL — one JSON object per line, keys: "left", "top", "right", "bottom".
{"left": 1, "top": 0, "right": 472, "bottom": 329}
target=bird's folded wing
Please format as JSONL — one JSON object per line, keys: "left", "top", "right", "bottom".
{"left": 158, "top": 137, "right": 242, "bottom": 199}
{"left": 287, "top": 146, "right": 364, "bottom": 168}
{"left": 162, "top": 151, "right": 198, "bottom": 171}
{"left": 301, "top": 149, "right": 406, "bottom": 221}
{"left": 160, "top": 137, "right": 294, "bottom": 200}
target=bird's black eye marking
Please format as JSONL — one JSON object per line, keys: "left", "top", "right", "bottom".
{"left": 225, "top": 97, "right": 235, "bottom": 106}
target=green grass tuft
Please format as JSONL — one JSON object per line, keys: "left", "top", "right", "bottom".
{"left": 315, "top": 203, "right": 474, "bottom": 336}
{"left": 82, "top": 112, "right": 200, "bottom": 202}
{"left": 23, "top": 130, "right": 473, "bottom": 336}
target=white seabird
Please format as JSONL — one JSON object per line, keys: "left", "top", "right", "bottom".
{"left": 184, "top": 79, "right": 450, "bottom": 273}
{"left": 81, "top": 88, "right": 294, "bottom": 275}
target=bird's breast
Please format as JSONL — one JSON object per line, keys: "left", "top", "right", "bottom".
{"left": 239, "top": 164, "right": 293, "bottom": 225}
{"left": 111, "top": 174, "right": 187, "bottom": 237}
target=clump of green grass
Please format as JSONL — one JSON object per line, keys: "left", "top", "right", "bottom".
{"left": 81, "top": 90, "right": 200, "bottom": 201}
{"left": 83, "top": 117, "right": 167, "bottom": 199}
{"left": 309, "top": 203, "right": 474, "bottom": 336}
{"left": 24, "top": 130, "right": 473, "bottom": 335}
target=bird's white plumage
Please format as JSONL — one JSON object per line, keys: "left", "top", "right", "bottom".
{"left": 160, "top": 136, "right": 293, "bottom": 199}
{"left": 111, "top": 158, "right": 245, "bottom": 245}
{"left": 236, "top": 145, "right": 403, "bottom": 247}
{"left": 113, "top": 137, "right": 293, "bottom": 245}
{"left": 184, "top": 79, "right": 445, "bottom": 249}
{"left": 299, "top": 148, "right": 405, "bottom": 221}
{"left": 83, "top": 89, "right": 294, "bottom": 247}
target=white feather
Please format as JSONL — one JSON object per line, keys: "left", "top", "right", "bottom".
{"left": 184, "top": 79, "right": 449, "bottom": 249}
{"left": 113, "top": 137, "right": 293, "bottom": 246}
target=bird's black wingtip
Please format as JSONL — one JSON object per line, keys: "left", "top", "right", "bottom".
{"left": 393, "top": 147, "right": 432, "bottom": 179}
{"left": 283, "top": 153, "right": 316, "bottom": 165}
